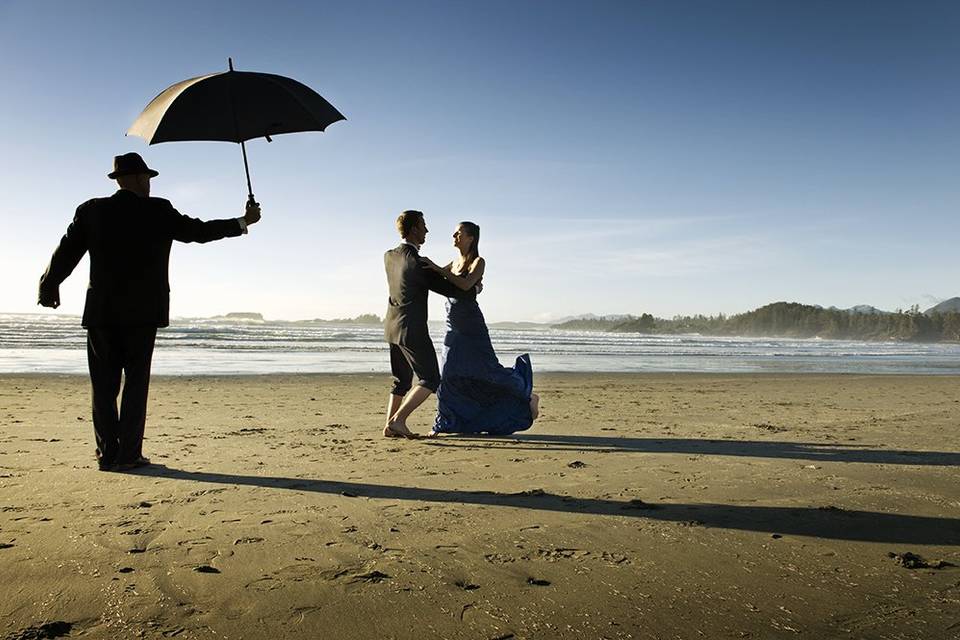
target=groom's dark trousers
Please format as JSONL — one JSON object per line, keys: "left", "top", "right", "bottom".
{"left": 39, "top": 189, "right": 244, "bottom": 466}
{"left": 383, "top": 243, "right": 468, "bottom": 395}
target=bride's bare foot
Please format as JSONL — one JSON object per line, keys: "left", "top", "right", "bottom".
{"left": 530, "top": 393, "right": 540, "bottom": 420}
{"left": 384, "top": 421, "right": 419, "bottom": 439}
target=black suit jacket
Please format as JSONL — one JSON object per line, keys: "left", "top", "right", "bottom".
{"left": 39, "top": 189, "right": 244, "bottom": 328}
{"left": 383, "top": 243, "right": 472, "bottom": 344}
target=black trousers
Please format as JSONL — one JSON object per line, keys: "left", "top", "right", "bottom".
{"left": 86, "top": 326, "right": 157, "bottom": 465}
{"left": 389, "top": 338, "right": 441, "bottom": 396}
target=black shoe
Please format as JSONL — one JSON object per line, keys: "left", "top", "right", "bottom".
{"left": 114, "top": 456, "right": 151, "bottom": 471}
{"left": 97, "top": 460, "right": 116, "bottom": 472}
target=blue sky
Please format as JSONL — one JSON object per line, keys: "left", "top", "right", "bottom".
{"left": 2, "top": 1, "right": 958, "bottom": 322}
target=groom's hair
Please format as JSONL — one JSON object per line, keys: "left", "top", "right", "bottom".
{"left": 396, "top": 210, "right": 424, "bottom": 238}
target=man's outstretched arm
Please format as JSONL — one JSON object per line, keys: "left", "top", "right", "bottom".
{"left": 38, "top": 209, "right": 89, "bottom": 308}
{"left": 168, "top": 198, "right": 261, "bottom": 243}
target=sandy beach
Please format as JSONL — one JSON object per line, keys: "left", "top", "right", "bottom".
{"left": 1, "top": 373, "right": 958, "bottom": 639}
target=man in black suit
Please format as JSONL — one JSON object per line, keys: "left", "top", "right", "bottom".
{"left": 38, "top": 152, "right": 261, "bottom": 471}
{"left": 383, "top": 210, "right": 474, "bottom": 438}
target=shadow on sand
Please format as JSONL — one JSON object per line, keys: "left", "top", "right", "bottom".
{"left": 132, "top": 465, "right": 960, "bottom": 545}
{"left": 422, "top": 433, "right": 960, "bottom": 467}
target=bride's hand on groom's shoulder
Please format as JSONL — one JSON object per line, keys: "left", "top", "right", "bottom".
{"left": 418, "top": 257, "right": 440, "bottom": 271}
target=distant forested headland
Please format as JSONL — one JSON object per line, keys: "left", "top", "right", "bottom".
{"left": 553, "top": 301, "right": 960, "bottom": 342}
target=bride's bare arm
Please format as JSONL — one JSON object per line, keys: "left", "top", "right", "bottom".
{"left": 441, "top": 258, "right": 485, "bottom": 291}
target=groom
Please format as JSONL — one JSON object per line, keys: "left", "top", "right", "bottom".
{"left": 383, "top": 210, "right": 475, "bottom": 438}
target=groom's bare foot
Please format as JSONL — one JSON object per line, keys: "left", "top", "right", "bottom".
{"left": 384, "top": 422, "right": 419, "bottom": 439}
{"left": 530, "top": 393, "right": 540, "bottom": 420}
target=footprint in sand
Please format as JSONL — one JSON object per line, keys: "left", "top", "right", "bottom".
{"left": 454, "top": 579, "right": 480, "bottom": 591}
{"left": 177, "top": 536, "right": 214, "bottom": 548}
{"left": 537, "top": 548, "right": 590, "bottom": 561}
{"left": 484, "top": 553, "right": 518, "bottom": 564}
{"left": 350, "top": 570, "right": 390, "bottom": 584}
{"left": 193, "top": 565, "right": 221, "bottom": 574}
{"left": 600, "top": 552, "right": 631, "bottom": 565}
{"left": 8, "top": 621, "right": 72, "bottom": 639}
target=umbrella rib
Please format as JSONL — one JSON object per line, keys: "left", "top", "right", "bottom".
{"left": 256, "top": 73, "right": 346, "bottom": 137}
{"left": 224, "top": 72, "right": 245, "bottom": 143}
{"left": 223, "top": 71, "right": 254, "bottom": 196}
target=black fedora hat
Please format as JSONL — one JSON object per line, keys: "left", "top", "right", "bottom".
{"left": 108, "top": 152, "right": 159, "bottom": 179}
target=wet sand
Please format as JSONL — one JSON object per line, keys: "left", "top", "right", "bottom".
{"left": 1, "top": 373, "right": 959, "bottom": 639}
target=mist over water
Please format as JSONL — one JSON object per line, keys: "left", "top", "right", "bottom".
{"left": 2, "top": 314, "right": 960, "bottom": 375}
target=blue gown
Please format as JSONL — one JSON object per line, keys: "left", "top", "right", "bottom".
{"left": 434, "top": 293, "right": 534, "bottom": 435}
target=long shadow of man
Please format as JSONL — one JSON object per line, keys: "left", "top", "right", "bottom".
{"left": 130, "top": 464, "right": 960, "bottom": 545}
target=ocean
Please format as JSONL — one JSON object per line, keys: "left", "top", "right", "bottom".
{"left": 2, "top": 313, "right": 960, "bottom": 375}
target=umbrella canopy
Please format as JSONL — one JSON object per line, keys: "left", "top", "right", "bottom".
{"left": 127, "top": 60, "right": 345, "bottom": 198}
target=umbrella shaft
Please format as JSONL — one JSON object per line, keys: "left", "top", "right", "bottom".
{"left": 240, "top": 140, "right": 254, "bottom": 199}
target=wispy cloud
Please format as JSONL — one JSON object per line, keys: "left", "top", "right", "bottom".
{"left": 581, "top": 234, "right": 777, "bottom": 277}
{"left": 479, "top": 214, "right": 775, "bottom": 278}
{"left": 486, "top": 214, "right": 741, "bottom": 250}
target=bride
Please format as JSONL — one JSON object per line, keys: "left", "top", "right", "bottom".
{"left": 420, "top": 222, "right": 539, "bottom": 435}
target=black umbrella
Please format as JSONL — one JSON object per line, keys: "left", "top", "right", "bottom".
{"left": 127, "top": 58, "right": 345, "bottom": 201}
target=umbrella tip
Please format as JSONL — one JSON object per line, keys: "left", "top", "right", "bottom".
{"left": 228, "top": 57, "right": 234, "bottom": 71}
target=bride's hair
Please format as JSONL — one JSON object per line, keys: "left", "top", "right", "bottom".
{"left": 458, "top": 221, "right": 480, "bottom": 266}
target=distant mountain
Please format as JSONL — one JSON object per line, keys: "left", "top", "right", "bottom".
{"left": 553, "top": 313, "right": 634, "bottom": 324}
{"left": 212, "top": 312, "right": 264, "bottom": 322}
{"left": 294, "top": 313, "right": 382, "bottom": 325}
{"left": 845, "top": 305, "right": 888, "bottom": 315}
{"left": 552, "top": 315, "right": 636, "bottom": 331}
{"left": 824, "top": 305, "right": 884, "bottom": 315}
{"left": 488, "top": 321, "right": 549, "bottom": 330}
{"left": 925, "top": 297, "right": 960, "bottom": 314}
{"left": 600, "top": 301, "right": 960, "bottom": 342}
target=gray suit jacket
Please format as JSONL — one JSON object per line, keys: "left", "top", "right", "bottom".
{"left": 383, "top": 243, "right": 472, "bottom": 345}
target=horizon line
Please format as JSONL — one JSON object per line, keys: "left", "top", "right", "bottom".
{"left": 3, "top": 297, "right": 957, "bottom": 326}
